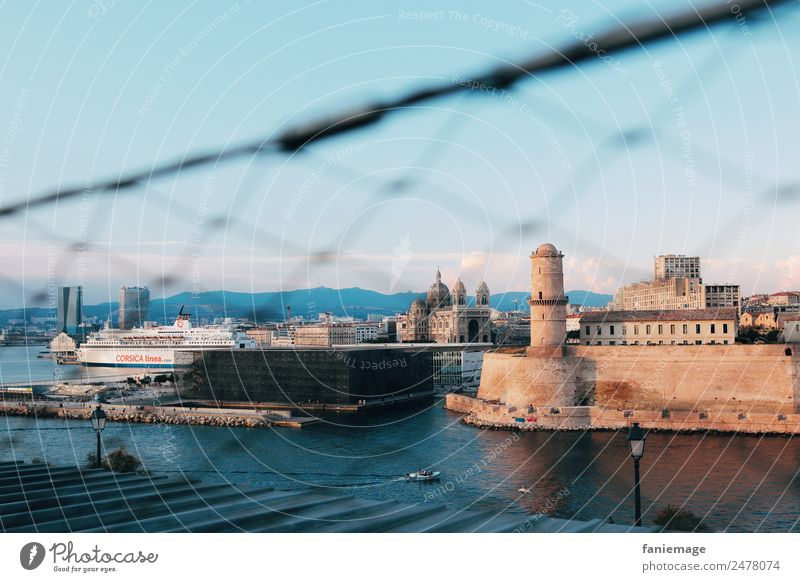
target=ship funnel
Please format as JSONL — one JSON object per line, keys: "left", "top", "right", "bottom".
{"left": 174, "top": 306, "right": 192, "bottom": 329}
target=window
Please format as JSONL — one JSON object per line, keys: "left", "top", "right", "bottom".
{"left": 683, "top": 324, "right": 688, "bottom": 334}
{"left": 658, "top": 324, "right": 663, "bottom": 334}
{"left": 695, "top": 340, "right": 702, "bottom": 345}
{"left": 585, "top": 326, "right": 590, "bottom": 335}
{"left": 723, "top": 323, "right": 728, "bottom": 333}
{"left": 710, "top": 324, "right": 716, "bottom": 334}
{"left": 610, "top": 325, "right": 615, "bottom": 335}
{"left": 538, "top": 291, "right": 542, "bottom": 299}
{"left": 597, "top": 326, "right": 601, "bottom": 335}
{"left": 670, "top": 324, "right": 675, "bottom": 334}
{"left": 610, "top": 341, "right": 616, "bottom": 345}
{"left": 634, "top": 325, "right": 639, "bottom": 335}
{"left": 695, "top": 324, "right": 701, "bottom": 334}
{"left": 646, "top": 325, "right": 651, "bottom": 334}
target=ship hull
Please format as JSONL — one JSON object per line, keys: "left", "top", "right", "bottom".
{"left": 77, "top": 348, "right": 186, "bottom": 369}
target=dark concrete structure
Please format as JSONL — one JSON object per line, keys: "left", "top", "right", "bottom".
{"left": 175, "top": 346, "right": 435, "bottom": 405}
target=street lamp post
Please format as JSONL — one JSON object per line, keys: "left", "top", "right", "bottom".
{"left": 627, "top": 422, "right": 647, "bottom": 527}
{"left": 89, "top": 405, "right": 107, "bottom": 469}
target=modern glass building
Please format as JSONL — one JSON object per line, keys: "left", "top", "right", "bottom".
{"left": 57, "top": 286, "right": 83, "bottom": 335}
{"left": 119, "top": 286, "right": 150, "bottom": 329}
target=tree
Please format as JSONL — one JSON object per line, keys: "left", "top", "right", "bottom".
{"left": 85, "top": 448, "right": 142, "bottom": 473}
{"left": 653, "top": 505, "right": 711, "bottom": 532}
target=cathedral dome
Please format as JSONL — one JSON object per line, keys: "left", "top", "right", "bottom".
{"left": 426, "top": 268, "right": 451, "bottom": 309}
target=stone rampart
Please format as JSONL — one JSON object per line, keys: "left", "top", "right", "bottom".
{"left": 476, "top": 344, "right": 798, "bottom": 414}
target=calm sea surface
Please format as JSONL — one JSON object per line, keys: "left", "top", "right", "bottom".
{"left": 2, "top": 347, "right": 799, "bottom": 532}
{"left": 0, "top": 345, "right": 153, "bottom": 384}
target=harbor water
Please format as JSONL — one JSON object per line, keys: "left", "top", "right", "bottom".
{"left": 2, "top": 346, "right": 799, "bottom": 532}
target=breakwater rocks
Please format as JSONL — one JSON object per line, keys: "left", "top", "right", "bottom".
{"left": 0, "top": 403, "right": 304, "bottom": 428}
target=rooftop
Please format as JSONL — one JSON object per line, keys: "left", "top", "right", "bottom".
{"left": 580, "top": 308, "right": 738, "bottom": 323}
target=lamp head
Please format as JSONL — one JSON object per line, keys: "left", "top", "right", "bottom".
{"left": 627, "top": 422, "right": 646, "bottom": 460}
{"left": 90, "top": 405, "right": 107, "bottom": 432}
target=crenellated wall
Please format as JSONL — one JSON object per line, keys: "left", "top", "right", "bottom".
{"left": 476, "top": 344, "right": 799, "bottom": 414}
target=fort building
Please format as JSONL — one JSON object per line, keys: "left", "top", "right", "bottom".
{"left": 446, "top": 243, "right": 800, "bottom": 434}
{"left": 579, "top": 308, "right": 737, "bottom": 346}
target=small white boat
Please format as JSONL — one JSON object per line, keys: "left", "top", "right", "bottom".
{"left": 518, "top": 487, "right": 531, "bottom": 494}
{"left": 405, "top": 470, "right": 440, "bottom": 481}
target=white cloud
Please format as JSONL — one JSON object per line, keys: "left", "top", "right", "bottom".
{"left": 776, "top": 256, "right": 800, "bottom": 291}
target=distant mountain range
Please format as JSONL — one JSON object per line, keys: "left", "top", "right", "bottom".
{"left": 1, "top": 287, "right": 611, "bottom": 324}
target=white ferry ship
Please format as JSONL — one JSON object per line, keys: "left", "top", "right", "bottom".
{"left": 77, "top": 308, "right": 256, "bottom": 368}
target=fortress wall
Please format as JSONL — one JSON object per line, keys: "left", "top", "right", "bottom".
{"left": 477, "top": 344, "right": 799, "bottom": 414}
{"left": 477, "top": 352, "right": 590, "bottom": 408}
{"left": 444, "top": 394, "right": 800, "bottom": 434}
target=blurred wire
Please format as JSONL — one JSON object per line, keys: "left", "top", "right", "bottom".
{"left": 0, "top": 0, "right": 789, "bottom": 220}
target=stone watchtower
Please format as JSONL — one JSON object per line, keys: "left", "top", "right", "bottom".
{"left": 528, "top": 243, "right": 568, "bottom": 357}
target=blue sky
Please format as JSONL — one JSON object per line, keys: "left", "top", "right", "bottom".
{"left": 0, "top": 0, "right": 799, "bottom": 308}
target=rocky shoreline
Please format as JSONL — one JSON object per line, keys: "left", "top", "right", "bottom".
{"left": 0, "top": 403, "right": 308, "bottom": 428}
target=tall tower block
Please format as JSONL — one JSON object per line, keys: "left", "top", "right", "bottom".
{"left": 528, "top": 243, "right": 568, "bottom": 357}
